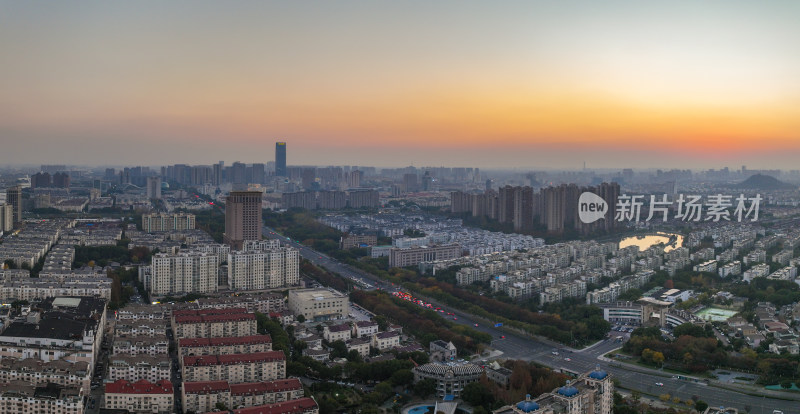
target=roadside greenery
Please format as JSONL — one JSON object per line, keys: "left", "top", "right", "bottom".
{"left": 193, "top": 208, "right": 225, "bottom": 243}
{"left": 623, "top": 324, "right": 800, "bottom": 383}
{"left": 350, "top": 290, "right": 491, "bottom": 355}
{"left": 263, "top": 209, "right": 343, "bottom": 253}
{"left": 363, "top": 266, "right": 608, "bottom": 346}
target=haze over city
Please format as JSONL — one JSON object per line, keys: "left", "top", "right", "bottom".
{"left": 5, "top": 3, "right": 800, "bottom": 414}
{"left": 2, "top": 1, "right": 800, "bottom": 169}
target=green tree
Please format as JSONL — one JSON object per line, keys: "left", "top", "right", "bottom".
{"left": 414, "top": 379, "right": 437, "bottom": 398}
{"left": 389, "top": 369, "right": 414, "bottom": 386}
{"left": 695, "top": 400, "right": 709, "bottom": 412}
{"left": 347, "top": 350, "right": 363, "bottom": 363}
{"left": 462, "top": 382, "right": 495, "bottom": 409}
{"left": 375, "top": 315, "right": 389, "bottom": 331}
{"left": 297, "top": 314, "right": 306, "bottom": 323}
{"left": 673, "top": 323, "right": 708, "bottom": 338}
{"left": 329, "top": 340, "right": 348, "bottom": 359}
{"left": 10, "top": 299, "right": 29, "bottom": 310}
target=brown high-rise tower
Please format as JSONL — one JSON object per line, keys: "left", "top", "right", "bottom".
{"left": 224, "top": 191, "right": 263, "bottom": 250}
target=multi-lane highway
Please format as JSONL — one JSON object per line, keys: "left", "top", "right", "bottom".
{"left": 265, "top": 226, "right": 799, "bottom": 414}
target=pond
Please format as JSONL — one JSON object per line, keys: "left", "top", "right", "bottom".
{"left": 407, "top": 406, "right": 469, "bottom": 414}
{"left": 619, "top": 232, "right": 683, "bottom": 253}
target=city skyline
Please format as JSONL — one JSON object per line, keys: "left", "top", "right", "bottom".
{"left": 2, "top": 1, "right": 799, "bottom": 169}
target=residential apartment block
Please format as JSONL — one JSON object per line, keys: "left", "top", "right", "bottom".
{"left": 227, "top": 246, "right": 299, "bottom": 290}
{"left": 181, "top": 351, "right": 286, "bottom": 383}
{"left": 142, "top": 213, "right": 196, "bottom": 232}
{"left": 181, "top": 378, "right": 303, "bottom": 413}
{"left": 178, "top": 335, "right": 273, "bottom": 358}
{"left": 149, "top": 251, "right": 219, "bottom": 296}
{"left": 104, "top": 379, "right": 174, "bottom": 414}
{"left": 171, "top": 308, "right": 258, "bottom": 339}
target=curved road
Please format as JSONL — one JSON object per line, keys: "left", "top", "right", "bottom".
{"left": 265, "top": 226, "right": 798, "bottom": 414}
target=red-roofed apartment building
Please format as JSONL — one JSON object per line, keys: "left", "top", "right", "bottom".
{"left": 182, "top": 351, "right": 286, "bottom": 383}
{"left": 182, "top": 378, "right": 303, "bottom": 413}
{"left": 178, "top": 334, "right": 273, "bottom": 358}
{"left": 104, "top": 379, "right": 174, "bottom": 414}
{"left": 205, "top": 397, "right": 319, "bottom": 414}
{"left": 172, "top": 308, "right": 257, "bottom": 339}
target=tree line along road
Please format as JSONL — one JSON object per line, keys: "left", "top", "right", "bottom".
{"left": 264, "top": 226, "right": 800, "bottom": 414}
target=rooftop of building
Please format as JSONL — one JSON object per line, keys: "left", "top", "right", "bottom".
{"left": 183, "top": 351, "right": 286, "bottom": 367}
{"left": 288, "top": 288, "right": 346, "bottom": 300}
{"left": 224, "top": 397, "right": 318, "bottom": 414}
{"left": 105, "top": 379, "right": 173, "bottom": 395}
{"left": 179, "top": 335, "right": 272, "bottom": 348}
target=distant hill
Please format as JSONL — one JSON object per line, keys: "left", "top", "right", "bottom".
{"left": 737, "top": 174, "right": 794, "bottom": 190}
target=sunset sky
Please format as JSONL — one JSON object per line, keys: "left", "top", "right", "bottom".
{"left": 1, "top": 1, "right": 799, "bottom": 169}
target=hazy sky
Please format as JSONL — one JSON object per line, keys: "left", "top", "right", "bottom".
{"left": 1, "top": 1, "right": 799, "bottom": 169}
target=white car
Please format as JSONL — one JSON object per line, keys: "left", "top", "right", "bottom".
{"left": 655, "top": 382, "right": 664, "bottom": 386}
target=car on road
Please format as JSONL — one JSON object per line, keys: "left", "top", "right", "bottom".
{"left": 474, "top": 323, "right": 479, "bottom": 327}
{"left": 655, "top": 382, "right": 664, "bottom": 386}
{"left": 453, "top": 317, "right": 457, "bottom": 320}
{"left": 564, "top": 357, "right": 571, "bottom": 361}
{"left": 500, "top": 335, "right": 505, "bottom": 339}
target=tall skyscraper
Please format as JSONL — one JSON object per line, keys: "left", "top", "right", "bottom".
{"left": 31, "top": 172, "right": 52, "bottom": 188}
{"left": 347, "top": 170, "right": 362, "bottom": 189}
{"left": 402, "top": 173, "right": 418, "bottom": 193}
{"left": 146, "top": 176, "right": 162, "bottom": 199}
{"left": 52, "top": 172, "right": 70, "bottom": 188}
{"left": 212, "top": 162, "right": 223, "bottom": 186}
{"left": 301, "top": 168, "right": 316, "bottom": 190}
{"left": 231, "top": 162, "right": 246, "bottom": 184}
{"left": 275, "top": 142, "right": 287, "bottom": 177}
{"left": 5, "top": 186, "right": 22, "bottom": 229}
{"left": 224, "top": 191, "right": 263, "bottom": 250}
{"left": 251, "top": 163, "right": 266, "bottom": 185}
{"left": 0, "top": 203, "right": 13, "bottom": 232}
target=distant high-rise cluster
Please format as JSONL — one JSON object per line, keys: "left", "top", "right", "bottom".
{"left": 31, "top": 171, "right": 70, "bottom": 189}
{"left": 451, "top": 182, "right": 620, "bottom": 235}
{"left": 281, "top": 189, "right": 379, "bottom": 210}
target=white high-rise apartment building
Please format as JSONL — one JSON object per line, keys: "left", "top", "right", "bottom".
{"left": 0, "top": 203, "right": 13, "bottom": 232}
{"left": 149, "top": 252, "right": 219, "bottom": 296}
{"left": 227, "top": 246, "right": 299, "bottom": 290}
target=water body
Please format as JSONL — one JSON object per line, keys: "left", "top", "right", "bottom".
{"left": 406, "top": 406, "right": 469, "bottom": 414}
{"left": 619, "top": 232, "right": 684, "bottom": 253}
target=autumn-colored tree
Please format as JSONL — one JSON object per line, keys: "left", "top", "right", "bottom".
{"left": 509, "top": 360, "right": 533, "bottom": 391}
{"left": 652, "top": 351, "right": 665, "bottom": 366}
